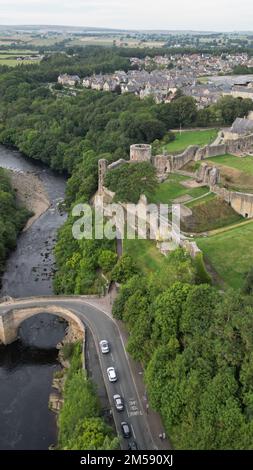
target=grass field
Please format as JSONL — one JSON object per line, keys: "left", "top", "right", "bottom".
{"left": 71, "top": 36, "right": 166, "bottom": 48}
{"left": 149, "top": 174, "right": 208, "bottom": 204}
{"left": 124, "top": 239, "right": 164, "bottom": 273}
{"left": 207, "top": 154, "right": 253, "bottom": 176}
{"left": 197, "top": 221, "right": 253, "bottom": 288}
{"left": 0, "top": 58, "right": 40, "bottom": 67}
{"left": 160, "top": 129, "right": 218, "bottom": 154}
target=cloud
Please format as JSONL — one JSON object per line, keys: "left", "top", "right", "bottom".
{"left": 0, "top": 0, "right": 252, "bottom": 31}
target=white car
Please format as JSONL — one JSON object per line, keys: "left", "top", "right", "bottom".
{"left": 107, "top": 367, "right": 117, "bottom": 383}
{"left": 100, "top": 340, "right": 110, "bottom": 354}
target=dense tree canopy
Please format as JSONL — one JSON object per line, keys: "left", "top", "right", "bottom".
{"left": 113, "top": 261, "right": 253, "bottom": 449}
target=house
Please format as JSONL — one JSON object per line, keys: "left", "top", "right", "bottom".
{"left": 58, "top": 74, "right": 81, "bottom": 86}
{"left": 83, "top": 77, "right": 92, "bottom": 88}
{"left": 103, "top": 79, "right": 118, "bottom": 92}
{"left": 90, "top": 76, "right": 105, "bottom": 91}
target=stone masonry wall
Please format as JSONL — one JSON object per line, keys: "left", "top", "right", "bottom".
{"left": 212, "top": 185, "right": 253, "bottom": 218}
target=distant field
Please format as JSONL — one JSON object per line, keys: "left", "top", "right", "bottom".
{"left": 71, "top": 36, "right": 166, "bottom": 48}
{"left": 149, "top": 173, "right": 208, "bottom": 204}
{"left": 207, "top": 154, "right": 253, "bottom": 176}
{"left": 0, "top": 50, "right": 37, "bottom": 55}
{"left": 159, "top": 129, "right": 218, "bottom": 154}
{"left": 124, "top": 239, "right": 164, "bottom": 274}
{"left": 0, "top": 58, "right": 40, "bottom": 67}
{"left": 197, "top": 221, "right": 253, "bottom": 289}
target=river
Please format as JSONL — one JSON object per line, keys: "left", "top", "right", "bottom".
{"left": 0, "top": 145, "right": 67, "bottom": 298}
{"left": 0, "top": 145, "right": 68, "bottom": 450}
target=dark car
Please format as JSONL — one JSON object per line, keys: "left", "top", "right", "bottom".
{"left": 121, "top": 421, "right": 131, "bottom": 439}
{"left": 128, "top": 441, "right": 138, "bottom": 450}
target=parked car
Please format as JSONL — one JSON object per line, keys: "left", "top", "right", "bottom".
{"left": 107, "top": 367, "right": 117, "bottom": 382}
{"left": 100, "top": 340, "right": 110, "bottom": 354}
{"left": 128, "top": 441, "right": 138, "bottom": 450}
{"left": 121, "top": 421, "right": 131, "bottom": 439}
{"left": 113, "top": 394, "right": 124, "bottom": 411}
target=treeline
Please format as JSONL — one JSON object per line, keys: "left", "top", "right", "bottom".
{"left": 112, "top": 250, "right": 253, "bottom": 449}
{"left": 58, "top": 342, "right": 119, "bottom": 450}
{"left": 0, "top": 168, "right": 30, "bottom": 284}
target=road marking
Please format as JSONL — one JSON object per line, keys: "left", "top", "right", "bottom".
{"left": 131, "top": 425, "right": 136, "bottom": 440}
{"left": 110, "top": 353, "right": 115, "bottom": 362}
{"left": 128, "top": 397, "right": 142, "bottom": 417}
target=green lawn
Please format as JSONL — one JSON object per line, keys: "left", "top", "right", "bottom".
{"left": 124, "top": 238, "right": 164, "bottom": 274}
{"left": 197, "top": 221, "right": 253, "bottom": 289}
{"left": 207, "top": 154, "right": 253, "bottom": 176}
{"left": 186, "top": 192, "right": 215, "bottom": 208}
{"left": 150, "top": 174, "right": 208, "bottom": 204}
{"left": 160, "top": 129, "right": 218, "bottom": 154}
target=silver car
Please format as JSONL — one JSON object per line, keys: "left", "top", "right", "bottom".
{"left": 100, "top": 340, "right": 110, "bottom": 354}
{"left": 107, "top": 367, "right": 117, "bottom": 383}
{"left": 113, "top": 394, "right": 124, "bottom": 411}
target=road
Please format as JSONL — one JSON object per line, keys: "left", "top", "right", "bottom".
{"left": 0, "top": 297, "right": 161, "bottom": 451}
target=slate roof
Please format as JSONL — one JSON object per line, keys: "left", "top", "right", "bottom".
{"left": 231, "top": 118, "right": 253, "bottom": 135}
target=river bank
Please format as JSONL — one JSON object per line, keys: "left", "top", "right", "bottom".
{"left": 8, "top": 169, "right": 50, "bottom": 231}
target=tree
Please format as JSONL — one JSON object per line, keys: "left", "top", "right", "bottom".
{"left": 104, "top": 161, "right": 158, "bottom": 203}
{"left": 111, "top": 255, "right": 139, "bottom": 283}
{"left": 98, "top": 249, "right": 118, "bottom": 272}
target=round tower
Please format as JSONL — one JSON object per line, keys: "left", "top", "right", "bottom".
{"left": 130, "top": 144, "right": 152, "bottom": 162}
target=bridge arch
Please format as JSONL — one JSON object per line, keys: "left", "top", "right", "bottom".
{"left": 0, "top": 305, "right": 85, "bottom": 345}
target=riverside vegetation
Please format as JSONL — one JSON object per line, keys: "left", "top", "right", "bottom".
{"left": 1, "top": 48, "right": 253, "bottom": 449}
{"left": 57, "top": 342, "right": 119, "bottom": 450}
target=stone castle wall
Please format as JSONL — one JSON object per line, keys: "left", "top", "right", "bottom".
{"left": 212, "top": 185, "right": 253, "bottom": 218}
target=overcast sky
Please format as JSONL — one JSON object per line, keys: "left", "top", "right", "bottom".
{"left": 0, "top": 0, "right": 252, "bottom": 31}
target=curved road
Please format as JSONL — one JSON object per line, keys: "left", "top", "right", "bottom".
{"left": 0, "top": 297, "right": 161, "bottom": 451}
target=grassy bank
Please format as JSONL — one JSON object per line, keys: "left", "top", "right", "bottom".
{"left": 197, "top": 221, "right": 253, "bottom": 289}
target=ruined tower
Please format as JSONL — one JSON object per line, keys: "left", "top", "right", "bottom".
{"left": 130, "top": 144, "right": 152, "bottom": 162}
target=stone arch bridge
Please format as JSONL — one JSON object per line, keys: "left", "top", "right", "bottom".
{"left": 0, "top": 304, "right": 85, "bottom": 345}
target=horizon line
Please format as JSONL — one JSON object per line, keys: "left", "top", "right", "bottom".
{"left": 0, "top": 24, "right": 252, "bottom": 34}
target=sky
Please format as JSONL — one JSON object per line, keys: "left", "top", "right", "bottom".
{"left": 0, "top": 0, "right": 252, "bottom": 31}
